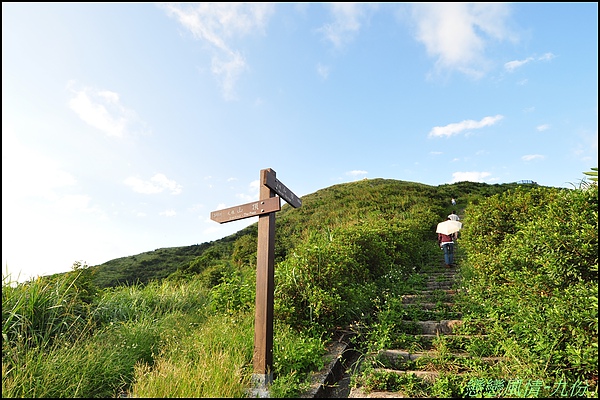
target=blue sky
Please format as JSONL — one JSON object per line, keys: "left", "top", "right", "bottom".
{"left": 2, "top": 3, "right": 598, "bottom": 282}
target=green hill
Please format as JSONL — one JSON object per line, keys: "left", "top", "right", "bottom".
{"left": 89, "top": 178, "right": 528, "bottom": 288}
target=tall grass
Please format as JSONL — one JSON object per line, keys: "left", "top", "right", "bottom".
{"left": 3, "top": 317, "right": 162, "bottom": 397}
{"left": 2, "top": 269, "right": 327, "bottom": 397}
{"left": 2, "top": 270, "right": 94, "bottom": 351}
{"left": 2, "top": 274, "right": 212, "bottom": 397}
{"left": 131, "top": 312, "right": 254, "bottom": 397}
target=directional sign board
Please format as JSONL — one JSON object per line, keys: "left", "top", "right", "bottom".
{"left": 210, "top": 196, "right": 281, "bottom": 224}
{"left": 209, "top": 168, "right": 300, "bottom": 391}
{"left": 264, "top": 170, "right": 302, "bottom": 208}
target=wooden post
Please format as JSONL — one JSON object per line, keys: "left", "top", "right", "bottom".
{"left": 209, "top": 168, "right": 300, "bottom": 393}
{"left": 253, "top": 168, "right": 276, "bottom": 386}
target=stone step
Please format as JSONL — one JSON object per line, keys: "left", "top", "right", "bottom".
{"left": 304, "top": 265, "right": 474, "bottom": 398}
{"left": 400, "top": 290, "right": 457, "bottom": 304}
{"left": 424, "top": 281, "right": 455, "bottom": 290}
{"left": 373, "top": 367, "right": 456, "bottom": 381}
{"left": 414, "top": 319, "right": 463, "bottom": 335}
{"left": 391, "top": 319, "right": 464, "bottom": 335}
{"left": 425, "top": 277, "right": 456, "bottom": 282}
{"left": 378, "top": 349, "right": 506, "bottom": 364}
{"left": 414, "top": 288, "right": 458, "bottom": 295}
{"left": 401, "top": 302, "right": 455, "bottom": 310}
{"left": 424, "top": 278, "right": 456, "bottom": 284}
{"left": 407, "top": 334, "right": 489, "bottom": 351}
{"left": 347, "top": 370, "right": 460, "bottom": 398}
{"left": 424, "top": 273, "right": 457, "bottom": 280}
{"left": 406, "top": 310, "right": 463, "bottom": 321}
{"left": 399, "top": 302, "right": 462, "bottom": 320}
{"left": 412, "top": 333, "right": 488, "bottom": 341}
{"left": 348, "top": 387, "right": 406, "bottom": 398}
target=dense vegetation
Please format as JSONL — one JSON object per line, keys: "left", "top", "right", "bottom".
{"left": 457, "top": 183, "right": 598, "bottom": 389}
{"left": 2, "top": 175, "right": 597, "bottom": 397}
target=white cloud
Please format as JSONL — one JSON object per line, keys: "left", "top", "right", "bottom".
{"left": 124, "top": 173, "right": 183, "bottom": 195}
{"left": 451, "top": 171, "right": 492, "bottom": 183}
{"left": 539, "top": 52, "right": 556, "bottom": 61}
{"left": 409, "top": 3, "right": 515, "bottom": 78}
{"left": 522, "top": 154, "right": 545, "bottom": 161}
{"left": 211, "top": 51, "right": 247, "bottom": 101}
{"left": 161, "top": 3, "right": 275, "bottom": 101}
{"left": 428, "top": 115, "right": 504, "bottom": 138}
{"left": 151, "top": 174, "right": 183, "bottom": 195}
{"left": 214, "top": 202, "right": 228, "bottom": 211}
{"left": 68, "top": 83, "right": 145, "bottom": 138}
{"left": 504, "top": 57, "right": 534, "bottom": 72}
{"left": 505, "top": 53, "right": 556, "bottom": 72}
{"left": 347, "top": 170, "right": 368, "bottom": 177}
{"left": 235, "top": 179, "right": 260, "bottom": 203}
{"left": 536, "top": 124, "right": 550, "bottom": 132}
{"left": 249, "top": 179, "right": 260, "bottom": 191}
{"left": 318, "top": 3, "right": 377, "bottom": 49}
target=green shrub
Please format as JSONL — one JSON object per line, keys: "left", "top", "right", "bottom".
{"left": 458, "top": 184, "right": 598, "bottom": 387}
{"left": 208, "top": 267, "right": 255, "bottom": 315}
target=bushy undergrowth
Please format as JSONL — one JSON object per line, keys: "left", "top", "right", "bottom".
{"left": 275, "top": 214, "right": 437, "bottom": 331}
{"left": 457, "top": 184, "right": 598, "bottom": 392}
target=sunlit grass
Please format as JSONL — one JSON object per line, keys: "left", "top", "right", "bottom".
{"left": 132, "top": 312, "right": 254, "bottom": 397}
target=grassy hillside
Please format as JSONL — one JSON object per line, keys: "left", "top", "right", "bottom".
{"left": 88, "top": 178, "right": 526, "bottom": 289}
{"left": 4, "top": 176, "right": 596, "bottom": 398}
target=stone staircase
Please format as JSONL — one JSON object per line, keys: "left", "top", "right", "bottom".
{"left": 346, "top": 265, "right": 463, "bottom": 397}
{"left": 300, "top": 263, "right": 504, "bottom": 398}
{"left": 343, "top": 264, "right": 500, "bottom": 398}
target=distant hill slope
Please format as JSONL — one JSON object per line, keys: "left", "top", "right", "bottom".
{"left": 89, "top": 178, "right": 529, "bottom": 288}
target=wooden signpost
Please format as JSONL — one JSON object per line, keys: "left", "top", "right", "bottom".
{"left": 210, "top": 197, "right": 281, "bottom": 224}
{"left": 210, "top": 168, "right": 301, "bottom": 390}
